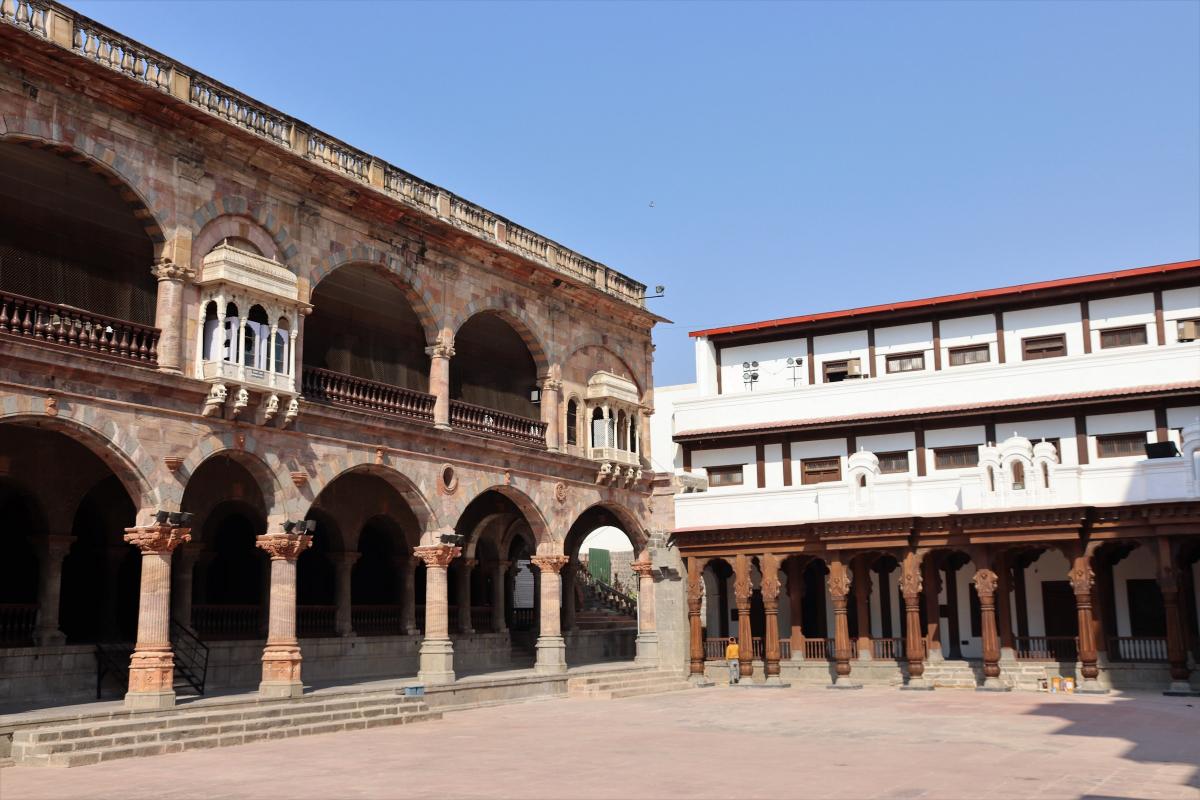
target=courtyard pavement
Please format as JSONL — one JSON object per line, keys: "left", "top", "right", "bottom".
{"left": 2, "top": 686, "right": 1198, "bottom": 800}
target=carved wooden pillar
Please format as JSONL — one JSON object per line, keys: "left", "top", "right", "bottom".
{"left": 1156, "top": 539, "right": 1196, "bottom": 694}
{"left": 922, "top": 555, "right": 943, "bottom": 662}
{"left": 900, "top": 552, "right": 930, "bottom": 689}
{"left": 34, "top": 534, "right": 74, "bottom": 646}
{"left": 426, "top": 337, "right": 454, "bottom": 430}
{"left": 734, "top": 554, "right": 753, "bottom": 679}
{"left": 415, "top": 542, "right": 460, "bottom": 684}
{"left": 531, "top": 555, "right": 569, "bottom": 674}
{"left": 786, "top": 558, "right": 804, "bottom": 659}
{"left": 761, "top": 554, "right": 783, "bottom": 682}
{"left": 687, "top": 557, "right": 707, "bottom": 677}
{"left": 399, "top": 556, "right": 419, "bottom": 635}
{"left": 456, "top": 557, "right": 476, "bottom": 634}
{"left": 492, "top": 560, "right": 510, "bottom": 633}
{"left": 827, "top": 558, "right": 859, "bottom": 688}
{"left": 541, "top": 375, "right": 562, "bottom": 452}
{"left": 631, "top": 558, "right": 659, "bottom": 665}
{"left": 152, "top": 259, "right": 194, "bottom": 374}
{"left": 332, "top": 552, "right": 358, "bottom": 637}
{"left": 852, "top": 556, "right": 872, "bottom": 660}
{"left": 123, "top": 523, "right": 191, "bottom": 709}
{"left": 1068, "top": 552, "right": 1104, "bottom": 693}
{"left": 972, "top": 567, "right": 1004, "bottom": 689}
{"left": 256, "top": 530, "right": 312, "bottom": 698}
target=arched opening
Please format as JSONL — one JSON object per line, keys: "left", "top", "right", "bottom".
{"left": 61, "top": 475, "right": 138, "bottom": 643}
{"left": 304, "top": 264, "right": 429, "bottom": 392}
{"left": 183, "top": 456, "right": 269, "bottom": 640}
{"left": 452, "top": 313, "right": 538, "bottom": 419}
{"left": 0, "top": 141, "right": 157, "bottom": 326}
{"left": 297, "top": 509, "right": 339, "bottom": 637}
{"left": 243, "top": 304, "right": 270, "bottom": 369}
{"left": 1011, "top": 461, "right": 1026, "bottom": 491}
{"left": 0, "top": 480, "right": 42, "bottom": 646}
{"left": 562, "top": 505, "right": 643, "bottom": 666}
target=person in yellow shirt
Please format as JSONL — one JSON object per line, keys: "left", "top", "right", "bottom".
{"left": 725, "top": 637, "right": 740, "bottom": 684}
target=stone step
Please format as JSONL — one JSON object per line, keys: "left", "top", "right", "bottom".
{"left": 566, "top": 670, "right": 693, "bottom": 700}
{"left": 571, "top": 674, "right": 687, "bottom": 691}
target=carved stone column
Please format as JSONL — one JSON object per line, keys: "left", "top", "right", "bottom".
{"left": 492, "top": 560, "right": 510, "bottom": 633}
{"left": 631, "top": 558, "right": 659, "bottom": 666}
{"left": 152, "top": 259, "right": 193, "bottom": 374}
{"left": 123, "top": 523, "right": 191, "bottom": 709}
{"left": 899, "top": 553, "right": 931, "bottom": 690}
{"left": 171, "top": 543, "right": 199, "bottom": 631}
{"left": 1156, "top": 539, "right": 1197, "bottom": 695}
{"left": 399, "top": 556, "right": 419, "bottom": 635}
{"left": 456, "top": 557, "right": 476, "bottom": 634}
{"left": 34, "top": 534, "right": 74, "bottom": 646}
{"left": 853, "top": 557, "right": 872, "bottom": 661}
{"left": 734, "top": 554, "right": 753, "bottom": 679}
{"left": 827, "top": 559, "right": 861, "bottom": 688}
{"left": 541, "top": 375, "right": 562, "bottom": 452}
{"left": 426, "top": 339, "right": 454, "bottom": 430}
{"left": 687, "top": 557, "right": 706, "bottom": 678}
{"left": 1068, "top": 553, "right": 1105, "bottom": 693}
{"left": 787, "top": 558, "right": 805, "bottom": 660}
{"left": 256, "top": 530, "right": 312, "bottom": 698}
{"left": 922, "top": 555, "right": 944, "bottom": 663}
{"left": 332, "top": 552, "right": 358, "bottom": 637}
{"left": 531, "top": 555, "right": 569, "bottom": 674}
{"left": 972, "top": 568, "right": 1005, "bottom": 690}
{"left": 761, "top": 553, "right": 784, "bottom": 683}
{"left": 415, "top": 543, "right": 459, "bottom": 684}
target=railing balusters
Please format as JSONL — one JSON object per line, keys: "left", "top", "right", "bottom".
{"left": 303, "top": 367, "right": 435, "bottom": 422}
{"left": 449, "top": 399, "right": 546, "bottom": 446}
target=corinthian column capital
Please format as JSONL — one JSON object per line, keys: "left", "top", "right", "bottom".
{"left": 123, "top": 524, "right": 191, "bottom": 554}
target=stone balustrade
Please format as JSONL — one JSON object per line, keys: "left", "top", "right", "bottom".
{"left": 190, "top": 78, "right": 289, "bottom": 146}
{"left": 0, "top": 290, "right": 160, "bottom": 365}
{"left": 449, "top": 399, "right": 547, "bottom": 445}
{"left": 0, "top": 0, "right": 47, "bottom": 36}
{"left": 73, "top": 22, "right": 172, "bottom": 92}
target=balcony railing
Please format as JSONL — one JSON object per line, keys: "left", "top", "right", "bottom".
{"left": 871, "top": 637, "right": 904, "bottom": 660}
{"left": 302, "top": 367, "right": 435, "bottom": 422}
{"left": 351, "top": 604, "right": 405, "bottom": 636}
{"left": 1108, "top": 636, "right": 1168, "bottom": 663}
{"left": 1015, "top": 635, "right": 1078, "bottom": 661}
{"left": 0, "top": 603, "right": 37, "bottom": 646}
{"left": 192, "top": 604, "right": 262, "bottom": 640}
{"left": 0, "top": 290, "right": 160, "bottom": 365}
{"left": 450, "top": 399, "right": 546, "bottom": 446}
{"left": 297, "top": 604, "right": 336, "bottom": 637}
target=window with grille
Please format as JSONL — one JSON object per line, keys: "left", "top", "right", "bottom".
{"left": 707, "top": 465, "right": 744, "bottom": 487}
{"left": 801, "top": 457, "right": 842, "bottom": 485}
{"left": 934, "top": 445, "right": 979, "bottom": 469}
{"left": 1097, "top": 432, "right": 1147, "bottom": 458}
{"left": 876, "top": 451, "right": 910, "bottom": 474}
{"left": 1022, "top": 334, "right": 1066, "bottom": 360}
{"left": 948, "top": 344, "right": 990, "bottom": 366}
{"left": 1099, "top": 325, "right": 1147, "bottom": 349}
{"left": 885, "top": 352, "right": 924, "bottom": 373}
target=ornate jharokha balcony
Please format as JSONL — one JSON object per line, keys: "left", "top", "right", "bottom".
{"left": 450, "top": 399, "right": 547, "bottom": 446}
{"left": 302, "top": 367, "right": 435, "bottom": 423}
{"left": 0, "top": 290, "right": 160, "bottom": 365}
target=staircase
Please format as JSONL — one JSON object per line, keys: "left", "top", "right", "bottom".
{"left": 94, "top": 620, "right": 211, "bottom": 700}
{"left": 921, "top": 659, "right": 985, "bottom": 688}
{"left": 576, "top": 562, "right": 637, "bottom": 629}
{"left": 11, "top": 688, "right": 440, "bottom": 768}
{"left": 567, "top": 668, "right": 694, "bottom": 700}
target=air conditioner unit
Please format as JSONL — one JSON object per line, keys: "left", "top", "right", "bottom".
{"left": 846, "top": 360, "right": 862, "bottom": 377}
{"left": 1179, "top": 320, "right": 1199, "bottom": 342}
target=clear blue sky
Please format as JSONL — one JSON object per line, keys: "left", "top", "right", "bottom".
{"left": 75, "top": 0, "right": 1200, "bottom": 386}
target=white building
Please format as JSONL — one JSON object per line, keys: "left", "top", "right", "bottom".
{"left": 654, "top": 259, "right": 1200, "bottom": 692}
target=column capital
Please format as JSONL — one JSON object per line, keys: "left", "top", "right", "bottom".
{"left": 826, "top": 568, "right": 852, "bottom": 599}
{"left": 630, "top": 560, "right": 656, "bottom": 579}
{"left": 899, "top": 568, "right": 923, "bottom": 600}
{"left": 44, "top": 534, "right": 76, "bottom": 559}
{"left": 123, "top": 524, "right": 192, "bottom": 554}
{"left": 972, "top": 568, "right": 999, "bottom": 598}
{"left": 152, "top": 258, "right": 195, "bottom": 283}
{"left": 425, "top": 342, "right": 455, "bottom": 360}
{"left": 1067, "top": 562, "right": 1094, "bottom": 595}
{"left": 541, "top": 376, "right": 563, "bottom": 393}
{"left": 415, "top": 544, "right": 460, "bottom": 568}
{"left": 530, "top": 555, "right": 569, "bottom": 574}
{"left": 255, "top": 532, "right": 312, "bottom": 561}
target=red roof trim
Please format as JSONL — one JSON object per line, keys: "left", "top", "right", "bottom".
{"left": 689, "top": 258, "right": 1200, "bottom": 339}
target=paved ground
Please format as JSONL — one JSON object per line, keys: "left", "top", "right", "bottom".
{"left": 3, "top": 687, "right": 1198, "bottom": 800}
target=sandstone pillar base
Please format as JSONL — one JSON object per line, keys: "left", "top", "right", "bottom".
{"left": 1076, "top": 677, "right": 1109, "bottom": 695}
{"left": 999, "top": 647, "right": 1018, "bottom": 664}
{"left": 977, "top": 676, "right": 1010, "bottom": 692}
{"left": 901, "top": 677, "right": 934, "bottom": 691}
{"left": 259, "top": 644, "right": 304, "bottom": 698}
{"left": 125, "top": 648, "right": 176, "bottom": 710}
{"left": 829, "top": 674, "right": 863, "bottom": 689}
{"left": 418, "top": 638, "right": 456, "bottom": 685}
{"left": 1164, "top": 681, "right": 1200, "bottom": 697}
{"left": 534, "top": 635, "right": 567, "bottom": 674}
{"left": 635, "top": 632, "right": 659, "bottom": 666}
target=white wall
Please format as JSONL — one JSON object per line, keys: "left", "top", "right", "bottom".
{"left": 691, "top": 444, "right": 755, "bottom": 492}
{"left": 1163, "top": 286, "right": 1200, "bottom": 343}
{"left": 875, "top": 321, "right": 934, "bottom": 377}
{"left": 1089, "top": 293, "right": 1155, "bottom": 351}
{"left": 813, "top": 330, "right": 870, "bottom": 382}
{"left": 719, "top": 338, "right": 808, "bottom": 394}
{"left": 694, "top": 337, "right": 718, "bottom": 396}
{"left": 648, "top": 382, "right": 695, "bottom": 473}
{"left": 1003, "top": 302, "right": 1084, "bottom": 361}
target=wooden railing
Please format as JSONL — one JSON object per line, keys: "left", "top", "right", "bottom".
{"left": 297, "top": 605, "right": 336, "bottom": 637}
{"left": 192, "top": 604, "right": 262, "bottom": 639}
{"left": 302, "top": 367, "right": 435, "bottom": 422}
{"left": 351, "top": 604, "right": 404, "bottom": 636}
{"left": 872, "top": 637, "right": 904, "bottom": 660}
{"left": 1015, "top": 636, "right": 1078, "bottom": 661}
{"left": 1108, "top": 636, "right": 1168, "bottom": 663}
{"left": 780, "top": 639, "right": 792, "bottom": 660}
{"left": 704, "top": 637, "right": 731, "bottom": 660}
{"left": 0, "top": 290, "right": 160, "bottom": 365}
{"left": 0, "top": 603, "right": 37, "bottom": 646}
{"left": 702, "top": 636, "right": 791, "bottom": 661}
{"left": 450, "top": 399, "right": 546, "bottom": 445}
{"left": 803, "top": 637, "right": 827, "bottom": 660}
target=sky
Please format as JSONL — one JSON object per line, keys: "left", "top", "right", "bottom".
{"left": 73, "top": 0, "right": 1200, "bottom": 387}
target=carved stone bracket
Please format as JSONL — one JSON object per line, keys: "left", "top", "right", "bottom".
{"left": 152, "top": 258, "right": 196, "bottom": 283}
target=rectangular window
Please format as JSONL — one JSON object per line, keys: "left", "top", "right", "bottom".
{"left": 706, "top": 465, "right": 745, "bottom": 487}
{"left": 822, "top": 359, "right": 862, "bottom": 383}
{"left": 934, "top": 445, "right": 979, "bottom": 470}
{"left": 1096, "top": 432, "right": 1147, "bottom": 458}
{"left": 885, "top": 352, "right": 925, "bottom": 373}
{"left": 1022, "top": 334, "right": 1067, "bottom": 360}
{"left": 948, "top": 344, "right": 990, "bottom": 366}
{"left": 801, "top": 457, "right": 842, "bottom": 485}
{"left": 1177, "top": 318, "right": 1200, "bottom": 342}
{"left": 876, "top": 451, "right": 910, "bottom": 474}
{"left": 1099, "top": 325, "right": 1147, "bottom": 349}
